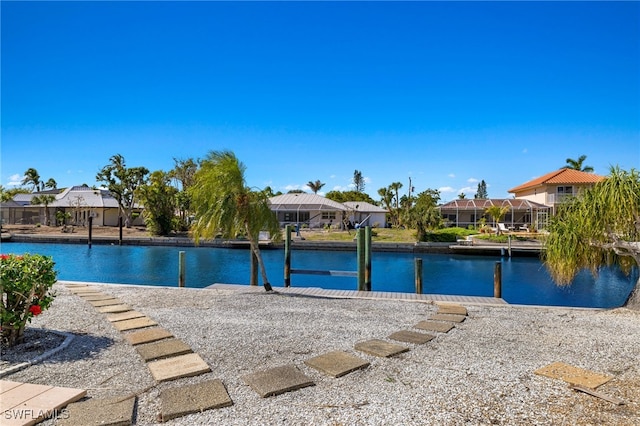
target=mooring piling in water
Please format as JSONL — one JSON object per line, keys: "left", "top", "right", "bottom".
{"left": 494, "top": 261, "right": 502, "bottom": 298}
{"left": 178, "top": 251, "right": 185, "bottom": 287}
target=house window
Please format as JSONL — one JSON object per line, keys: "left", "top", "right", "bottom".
{"left": 557, "top": 186, "right": 573, "bottom": 195}
{"left": 322, "top": 212, "right": 336, "bottom": 220}
{"left": 283, "top": 212, "right": 310, "bottom": 223}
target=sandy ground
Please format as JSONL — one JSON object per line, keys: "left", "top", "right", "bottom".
{"left": 3, "top": 282, "right": 639, "bottom": 425}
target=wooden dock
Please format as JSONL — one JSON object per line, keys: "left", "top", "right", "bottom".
{"left": 207, "top": 283, "right": 508, "bottom": 305}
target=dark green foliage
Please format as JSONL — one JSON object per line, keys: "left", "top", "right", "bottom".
{"left": 325, "top": 190, "right": 376, "bottom": 204}
{"left": 474, "top": 180, "right": 488, "bottom": 199}
{"left": 136, "top": 171, "right": 178, "bottom": 236}
{"left": 420, "top": 227, "right": 475, "bottom": 242}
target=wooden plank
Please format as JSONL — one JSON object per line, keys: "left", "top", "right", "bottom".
{"left": 0, "top": 381, "right": 23, "bottom": 394}
{"left": 0, "top": 383, "right": 52, "bottom": 411}
{"left": 570, "top": 384, "right": 625, "bottom": 405}
{"left": 535, "top": 362, "right": 613, "bottom": 389}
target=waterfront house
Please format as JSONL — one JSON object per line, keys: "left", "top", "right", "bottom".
{"left": 507, "top": 168, "right": 605, "bottom": 215}
{"left": 439, "top": 168, "right": 604, "bottom": 231}
{"left": 438, "top": 198, "right": 549, "bottom": 231}
{"left": 269, "top": 193, "right": 348, "bottom": 229}
{"left": 342, "top": 201, "right": 388, "bottom": 228}
{"left": 1, "top": 185, "right": 144, "bottom": 227}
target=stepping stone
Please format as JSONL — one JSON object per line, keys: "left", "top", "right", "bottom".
{"left": 79, "top": 294, "right": 114, "bottom": 302}
{"left": 436, "top": 303, "right": 468, "bottom": 316}
{"left": 56, "top": 395, "right": 136, "bottom": 426}
{"left": 106, "top": 311, "right": 146, "bottom": 323}
{"left": 242, "top": 365, "right": 314, "bottom": 398}
{"left": 160, "top": 379, "right": 233, "bottom": 422}
{"left": 304, "top": 351, "right": 370, "bottom": 378}
{"left": 68, "top": 288, "right": 100, "bottom": 295}
{"left": 430, "top": 313, "right": 466, "bottom": 323}
{"left": 136, "top": 338, "right": 193, "bottom": 362}
{"left": 97, "top": 304, "right": 132, "bottom": 314}
{"left": 534, "top": 362, "right": 613, "bottom": 389}
{"left": 147, "top": 353, "right": 211, "bottom": 382}
{"left": 388, "top": 330, "right": 436, "bottom": 345}
{"left": 88, "top": 299, "right": 123, "bottom": 307}
{"left": 354, "top": 339, "right": 409, "bottom": 358}
{"left": 124, "top": 327, "right": 173, "bottom": 345}
{"left": 112, "top": 316, "right": 157, "bottom": 332}
{"left": 414, "top": 320, "right": 455, "bottom": 333}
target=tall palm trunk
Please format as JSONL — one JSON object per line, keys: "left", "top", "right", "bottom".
{"left": 624, "top": 278, "right": 640, "bottom": 309}
{"left": 245, "top": 225, "right": 273, "bottom": 292}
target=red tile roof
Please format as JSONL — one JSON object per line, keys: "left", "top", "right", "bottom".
{"left": 508, "top": 168, "right": 605, "bottom": 193}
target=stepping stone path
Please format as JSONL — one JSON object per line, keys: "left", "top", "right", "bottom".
{"left": 388, "top": 330, "right": 436, "bottom": 345}
{"left": 147, "top": 353, "right": 211, "bottom": 382}
{"left": 64, "top": 284, "right": 218, "bottom": 423}
{"left": 430, "top": 313, "right": 466, "bottom": 323}
{"left": 125, "top": 327, "right": 173, "bottom": 345}
{"left": 354, "top": 339, "right": 410, "bottom": 358}
{"left": 242, "top": 365, "right": 315, "bottom": 398}
{"left": 160, "top": 379, "right": 233, "bottom": 422}
{"left": 413, "top": 320, "right": 455, "bottom": 333}
{"left": 50, "top": 284, "right": 472, "bottom": 424}
{"left": 96, "top": 304, "right": 131, "bottom": 314}
{"left": 57, "top": 395, "right": 137, "bottom": 426}
{"left": 112, "top": 316, "right": 157, "bottom": 332}
{"left": 106, "top": 310, "right": 146, "bottom": 322}
{"left": 304, "top": 351, "right": 370, "bottom": 378}
{"left": 135, "top": 338, "right": 193, "bottom": 362}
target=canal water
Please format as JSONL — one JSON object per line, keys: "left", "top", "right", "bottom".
{"left": 3, "top": 242, "right": 636, "bottom": 308}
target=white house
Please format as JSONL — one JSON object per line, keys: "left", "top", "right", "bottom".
{"left": 342, "top": 201, "right": 388, "bottom": 228}
{"left": 269, "top": 193, "right": 389, "bottom": 229}
{"left": 2, "top": 185, "right": 144, "bottom": 226}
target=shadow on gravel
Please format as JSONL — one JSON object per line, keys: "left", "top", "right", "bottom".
{"left": 1, "top": 328, "right": 115, "bottom": 365}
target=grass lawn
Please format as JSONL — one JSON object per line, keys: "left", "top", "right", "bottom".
{"left": 299, "top": 228, "right": 417, "bottom": 243}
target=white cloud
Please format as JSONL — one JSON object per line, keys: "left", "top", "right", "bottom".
{"left": 284, "top": 184, "right": 306, "bottom": 192}
{"left": 438, "top": 186, "right": 456, "bottom": 193}
{"left": 6, "top": 174, "right": 24, "bottom": 186}
{"left": 448, "top": 173, "right": 456, "bottom": 178}
{"left": 458, "top": 186, "right": 476, "bottom": 194}
{"left": 333, "top": 185, "right": 349, "bottom": 191}
{"left": 467, "top": 178, "right": 479, "bottom": 183}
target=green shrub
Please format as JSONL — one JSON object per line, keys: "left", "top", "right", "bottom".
{"left": 421, "top": 227, "right": 476, "bottom": 242}
{"left": 1, "top": 254, "right": 57, "bottom": 347}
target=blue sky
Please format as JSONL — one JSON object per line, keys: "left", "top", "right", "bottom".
{"left": 2, "top": 1, "right": 639, "bottom": 202}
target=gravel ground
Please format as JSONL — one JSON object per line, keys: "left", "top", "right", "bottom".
{"left": 4, "top": 281, "right": 639, "bottom": 425}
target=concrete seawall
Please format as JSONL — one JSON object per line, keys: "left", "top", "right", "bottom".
{"left": 6, "top": 233, "right": 542, "bottom": 256}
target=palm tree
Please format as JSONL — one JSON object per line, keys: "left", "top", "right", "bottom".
{"left": 307, "top": 180, "right": 325, "bottom": 194}
{"left": 377, "top": 187, "right": 394, "bottom": 227}
{"left": 189, "top": 151, "right": 281, "bottom": 291}
{"left": 544, "top": 166, "right": 640, "bottom": 309}
{"left": 44, "top": 178, "right": 57, "bottom": 190}
{"left": 22, "top": 168, "right": 42, "bottom": 192}
{"left": 564, "top": 155, "right": 594, "bottom": 172}
{"left": 388, "top": 182, "right": 403, "bottom": 226}
{"left": 484, "top": 205, "right": 510, "bottom": 233}
{"left": 31, "top": 194, "right": 56, "bottom": 226}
